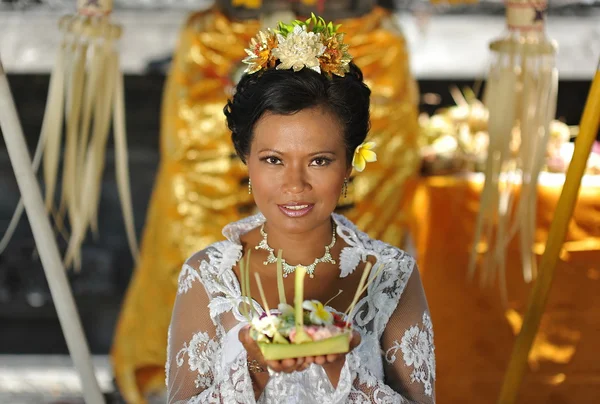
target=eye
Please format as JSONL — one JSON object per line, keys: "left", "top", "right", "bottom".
{"left": 261, "top": 156, "right": 282, "bottom": 165}
{"left": 310, "top": 157, "right": 333, "bottom": 167}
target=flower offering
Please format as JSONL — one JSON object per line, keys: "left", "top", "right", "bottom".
{"left": 239, "top": 250, "right": 380, "bottom": 361}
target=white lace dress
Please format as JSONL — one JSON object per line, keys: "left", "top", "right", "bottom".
{"left": 166, "top": 213, "right": 436, "bottom": 403}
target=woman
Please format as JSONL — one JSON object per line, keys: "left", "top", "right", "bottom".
{"left": 112, "top": 4, "right": 421, "bottom": 401}
{"left": 166, "top": 16, "right": 434, "bottom": 403}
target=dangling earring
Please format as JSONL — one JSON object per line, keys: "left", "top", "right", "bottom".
{"left": 248, "top": 178, "right": 252, "bottom": 194}
{"left": 343, "top": 177, "right": 348, "bottom": 198}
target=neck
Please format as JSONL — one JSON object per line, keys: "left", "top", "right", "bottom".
{"left": 262, "top": 218, "right": 335, "bottom": 265}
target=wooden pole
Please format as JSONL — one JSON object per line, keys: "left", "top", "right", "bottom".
{"left": 498, "top": 59, "right": 600, "bottom": 403}
{"left": 0, "top": 56, "right": 105, "bottom": 404}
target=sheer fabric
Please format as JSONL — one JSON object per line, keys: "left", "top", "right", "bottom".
{"left": 166, "top": 213, "right": 435, "bottom": 403}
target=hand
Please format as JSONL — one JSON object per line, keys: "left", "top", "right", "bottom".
{"left": 238, "top": 325, "right": 269, "bottom": 371}
{"left": 238, "top": 327, "right": 361, "bottom": 374}
{"left": 238, "top": 325, "right": 270, "bottom": 399}
{"left": 293, "top": 330, "right": 361, "bottom": 373}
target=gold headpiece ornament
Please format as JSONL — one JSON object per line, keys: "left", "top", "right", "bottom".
{"left": 242, "top": 14, "right": 352, "bottom": 77}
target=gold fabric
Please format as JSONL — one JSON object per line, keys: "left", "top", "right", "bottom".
{"left": 412, "top": 175, "right": 600, "bottom": 403}
{"left": 110, "top": 7, "right": 420, "bottom": 402}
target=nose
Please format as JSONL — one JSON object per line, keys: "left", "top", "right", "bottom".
{"left": 282, "top": 165, "right": 310, "bottom": 195}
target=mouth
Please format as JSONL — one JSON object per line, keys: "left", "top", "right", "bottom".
{"left": 277, "top": 203, "right": 314, "bottom": 218}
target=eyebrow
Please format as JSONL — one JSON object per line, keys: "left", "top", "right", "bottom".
{"left": 257, "top": 148, "right": 337, "bottom": 156}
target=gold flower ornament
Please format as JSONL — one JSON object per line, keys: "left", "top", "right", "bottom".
{"left": 242, "top": 14, "right": 352, "bottom": 77}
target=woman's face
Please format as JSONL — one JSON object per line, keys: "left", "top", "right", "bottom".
{"left": 247, "top": 107, "right": 350, "bottom": 235}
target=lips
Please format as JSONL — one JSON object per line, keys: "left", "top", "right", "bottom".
{"left": 278, "top": 203, "right": 314, "bottom": 218}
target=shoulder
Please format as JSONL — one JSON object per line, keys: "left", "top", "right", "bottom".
{"left": 183, "top": 240, "right": 241, "bottom": 270}
{"left": 176, "top": 240, "right": 242, "bottom": 295}
{"left": 334, "top": 213, "right": 416, "bottom": 276}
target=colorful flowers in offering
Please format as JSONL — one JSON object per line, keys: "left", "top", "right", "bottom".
{"left": 250, "top": 300, "right": 349, "bottom": 344}
{"left": 302, "top": 300, "right": 333, "bottom": 325}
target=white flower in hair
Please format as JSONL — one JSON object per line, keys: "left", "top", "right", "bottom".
{"left": 272, "top": 25, "right": 326, "bottom": 73}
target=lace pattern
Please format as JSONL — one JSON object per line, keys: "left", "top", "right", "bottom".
{"left": 386, "top": 313, "right": 436, "bottom": 398}
{"left": 166, "top": 213, "right": 436, "bottom": 403}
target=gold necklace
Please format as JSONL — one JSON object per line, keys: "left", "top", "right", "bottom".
{"left": 254, "top": 223, "right": 337, "bottom": 278}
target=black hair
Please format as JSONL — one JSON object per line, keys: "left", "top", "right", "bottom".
{"left": 224, "top": 62, "right": 371, "bottom": 164}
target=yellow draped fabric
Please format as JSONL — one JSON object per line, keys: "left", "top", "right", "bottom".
{"left": 110, "top": 7, "right": 420, "bottom": 402}
{"left": 412, "top": 175, "right": 600, "bottom": 403}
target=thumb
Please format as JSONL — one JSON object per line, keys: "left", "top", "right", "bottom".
{"left": 350, "top": 330, "right": 361, "bottom": 350}
{"left": 238, "top": 324, "right": 251, "bottom": 343}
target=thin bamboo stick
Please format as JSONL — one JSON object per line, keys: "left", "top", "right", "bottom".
{"left": 0, "top": 57, "right": 105, "bottom": 404}
{"left": 498, "top": 60, "right": 600, "bottom": 404}
{"left": 345, "top": 261, "right": 373, "bottom": 318}
{"left": 276, "top": 249, "right": 286, "bottom": 304}
{"left": 254, "top": 273, "right": 271, "bottom": 315}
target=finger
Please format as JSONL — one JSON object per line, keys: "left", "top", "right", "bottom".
{"left": 281, "top": 358, "right": 297, "bottom": 372}
{"left": 326, "top": 354, "right": 338, "bottom": 363}
{"left": 350, "top": 331, "right": 362, "bottom": 350}
{"left": 295, "top": 357, "right": 305, "bottom": 367}
{"left": 267, "top": 360, "right": 283, "bottom": 373}
{"left": 315, "top": 355, "right": 327, "bottom": 366}
{"left": 303, "top": 356, "right": 315, "bottom": 365}
{"left": 238, "top": 326, "right": 249, "bottom": 342}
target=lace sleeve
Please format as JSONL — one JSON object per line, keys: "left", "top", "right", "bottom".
{"left": 380, "top": 266, "right": 435, "bottom": 402}
{"left": 342, "top": 263, "right": 436, "bottom": 403}
{"left": 166, "top": 252, "right": 256, "bottom": 403}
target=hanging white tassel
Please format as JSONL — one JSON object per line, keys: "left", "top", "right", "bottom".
{"left": 1, "top": 0, "right": 139, "bottom": 270}
{"left": 469, "top": 0, "right": 558, "bottom": 305}
{"left": 0, "top": 26, "right": 67, "bottom": 253}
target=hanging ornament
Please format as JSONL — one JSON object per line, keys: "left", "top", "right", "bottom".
{"left": 0, "top": 0, "right": 138, "bottom": 271}
{"left": 469, "top": 0, "right": 558, "bottom": 304}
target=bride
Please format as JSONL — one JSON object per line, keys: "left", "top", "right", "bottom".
{"left": 165, "top": 16, "right": 435, "bottom": 403}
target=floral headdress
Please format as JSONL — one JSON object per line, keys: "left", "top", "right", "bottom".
{"left": 242, "top": 14, "right": 352, "bottom": 77}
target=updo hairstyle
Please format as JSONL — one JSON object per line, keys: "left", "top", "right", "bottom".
{"left": 224, "top": 62, "right": 371, "bottom": 165}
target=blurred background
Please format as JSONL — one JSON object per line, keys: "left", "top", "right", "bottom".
{"left": 0, "top": 0, "right": 599, "bottom": 403}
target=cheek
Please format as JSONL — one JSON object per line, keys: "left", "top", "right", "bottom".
{"left": 251, "top": 175, "right": 274, "bottom": 197}
{"left": 313, "top": 172, "right": 345, "bottom": 199}
{"left": 248, "top": 167, "right": 268, "bottom": 191}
